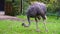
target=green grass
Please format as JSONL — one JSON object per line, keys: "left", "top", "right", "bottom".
{"left": 0, "top": 16, "right": 60, "bottom": 34}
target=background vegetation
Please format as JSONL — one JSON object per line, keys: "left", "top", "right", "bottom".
{"left": 5, "top": 0, "right": 20, "bottom": 16}
{"left": 22, "top": 0, "right": 60, "bottom": 16}
{"left": 5, "top": 0, "right": 60, "bottom": 16}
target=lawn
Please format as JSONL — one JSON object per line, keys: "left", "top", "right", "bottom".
{"left": 0, "top": 16, "right": 60, "bottom": 34}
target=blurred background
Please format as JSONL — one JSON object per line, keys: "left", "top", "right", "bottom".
{"left": 0, "top": 0, "right": 60, "bottom": 17}
{"left": 22, "top": 0, "right": 60, "bottom": 16}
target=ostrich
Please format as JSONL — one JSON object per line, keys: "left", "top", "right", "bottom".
{"left": 22, "top": 2, "right": 48, "bottom": 32}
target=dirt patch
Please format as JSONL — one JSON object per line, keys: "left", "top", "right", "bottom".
{"left": 0, "top": 15, "right": 21, "bottom": 21}
{"left": 0, "top": 11, "right": 21, "bottom": 21}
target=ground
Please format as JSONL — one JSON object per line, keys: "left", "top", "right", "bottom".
{"left": 0, "top": 12, "right": 60, "bottom": 34}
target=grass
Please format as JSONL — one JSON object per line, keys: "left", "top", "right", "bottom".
{"left": 0, "top": 16, "right": 60, "bottom": 34}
